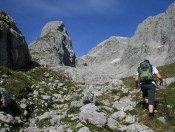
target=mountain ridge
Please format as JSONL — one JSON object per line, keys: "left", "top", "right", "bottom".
{"left": 73, "top": 1, "right": 175, "bottom": 84}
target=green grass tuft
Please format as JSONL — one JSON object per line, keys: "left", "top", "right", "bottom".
{"left": 67, "top": 106, "right": 80, "bottom": 114}
{"left": 121, "top": 77, "right": 135, "bottom": 88}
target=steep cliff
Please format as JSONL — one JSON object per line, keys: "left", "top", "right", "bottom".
{"left": 0, "top": 10, "right": 31, "bottom": 69}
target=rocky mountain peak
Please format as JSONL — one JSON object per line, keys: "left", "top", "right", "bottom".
{"left": 29, "top": 21, "right": 76, "bottom": 67}
{"left": 41, "top": 21, "right": 68, "bottom": 37}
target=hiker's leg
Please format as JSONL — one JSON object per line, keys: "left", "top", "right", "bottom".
{"left": 145, "top": 97, "right": 148, "bottom": 103}
{"left": 140, "top": 84, "right": 149, "bottom": 109}
{"left": 149, "top": 105, "right": 154, "bottom": 112}
{"left": 148, "top": 83, "right": 156, "bottom": 113}
{"left": 140, "top": 84, "right": 148, "bottom": 102}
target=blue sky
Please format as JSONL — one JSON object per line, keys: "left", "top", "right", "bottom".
{"left": 1, "top": 0, "right": 174, "bottom": 57}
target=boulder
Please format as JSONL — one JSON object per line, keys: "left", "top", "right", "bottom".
{"left": 0, "top": 112, "right": 14, "bottom": 124}
{"left": 79, "top": 103, "right": 107, "bottom": 127}
{"left": 107, "top": 118, "right": 119, "bottom": 130}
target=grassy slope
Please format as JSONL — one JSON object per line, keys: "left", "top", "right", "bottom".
{"left": 0, "top": 62, "right": 175, "bottom": 131}
{"left": 121, "top": 62, "right": 175, "bottom": 131}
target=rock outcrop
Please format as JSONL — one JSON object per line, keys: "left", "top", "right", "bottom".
{"left": 0, "top": 87, "right": 10, "bottom": 108}
{"left": 29, "top": 21, "right": 76, "bottom": 67}
{"left": 0, "top": 10, "right": 31, "bottom": 69}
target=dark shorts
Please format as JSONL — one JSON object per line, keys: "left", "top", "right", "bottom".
{"left": 140, "top": 82, "right": 156, "bottom": 105}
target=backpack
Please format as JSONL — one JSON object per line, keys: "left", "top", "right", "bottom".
{"left": 138, "top": 61, "right": 154, "bottom": 82}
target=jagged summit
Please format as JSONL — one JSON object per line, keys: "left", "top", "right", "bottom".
{"left": 41, "top": 21, "right": 68, "bottom": 37}
{"left": 29, "top": 21, "right": 76, "bottom": 67}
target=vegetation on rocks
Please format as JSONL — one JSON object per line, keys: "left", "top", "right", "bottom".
{"left": 0, "top": 64, "right": 79, "bottom": 131}
{"left": 1, "top": 62, "right": 175, "bottom": 131}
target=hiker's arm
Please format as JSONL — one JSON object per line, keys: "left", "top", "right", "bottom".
{"left": 156, "top": 72, "right": 163, "bottom": 84}
{"left": 135, "top": 75, "right": 139, "bottom": 87}
{"left": 154, "top": 67, "right": 163, "bottom": 84}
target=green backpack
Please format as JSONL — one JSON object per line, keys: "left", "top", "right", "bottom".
{"left": 138, "top": 61, "right": 154, "bottom": 82}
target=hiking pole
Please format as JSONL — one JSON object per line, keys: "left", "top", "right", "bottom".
{"left": 132, "top": 92, "right": 138, "bottom": 132}
{"left": 162, "top": 93, "right": 172, "bottom": 124}
{"left": 132, "top": 93, "right": 137, "bottom": 123}
{"left": 135, "top": 95, "right": 137, "bottom": 122}
{"left": 133, "top": 88, "right": 141, "bottom": 132}
{"left": 134, "top": 88, "right": 141, "bottom": 123}
{"left": 159, "top": 87, "right": 173, "bottom": 124}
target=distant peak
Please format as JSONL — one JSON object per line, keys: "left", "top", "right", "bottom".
{"left": 40, "top": 21, "right": 68, "bottom": 37}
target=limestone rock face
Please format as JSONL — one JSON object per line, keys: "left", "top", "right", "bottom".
{"left": 29, "top": 21, "right": 76, "bottom": 67}
{"left": 0, "top": 10, "right": 31, "bottom": 69}
{"left": 121, "top": 2, "right": 175, "bottom": 69}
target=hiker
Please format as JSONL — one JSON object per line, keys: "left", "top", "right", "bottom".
{"left": 135, "top": 59, "right": 163, "bottom": 119}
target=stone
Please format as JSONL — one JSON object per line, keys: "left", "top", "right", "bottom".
{"left": 76, "top": 122, "right": 84, "bottom": 128}
{"left": 78, "top": 127, "right": 90, "bottom": 132}
{"left": 101, "top": 100, "right": 110, "bottom": 106}
{"left": 0, "top": 87, "right": 11, "bottom": 108}
{"left": 157, "top": 117, "right": 166, "bottom": 124}
{"left": 38, "top": 111, "right": 55, "bottom": 121}
{"left": 111, "top": 111, "right": 126, "bottom": 120}
{"left": 0, "top": 112, "right": 14, "bottom": 123}
{"left": 112, "top": 96, "right": 135, "bottom": 111}
{"left": 111, "top": 79, "right": 124, "bottom": 87}
{"left": 164, "top": 77, "right": 175, "bottom": 86}
{"left": 81, "top": 93, "right": 96, "bottom": 104}
{"left": 79, "top": 103, "right": 107, "bottom": 127}
{"left": 20, "top": 103, "right": 27, "bottom": 109}
{"left": 71, "top": 101, "right": 83, "bottom": 107}
{"left": 124, "top": 114, "right": 135, "bottom": 124}
{"left": 107, "top": 118, "right": 119, "bottom": 130}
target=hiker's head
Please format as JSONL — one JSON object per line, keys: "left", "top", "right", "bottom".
{"left": 144, "top": 59, "right": 150, "bottom": 64}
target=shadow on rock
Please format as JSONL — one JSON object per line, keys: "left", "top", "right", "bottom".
{"left": 0, "top": 99, "right": 21, "bottom": 116}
